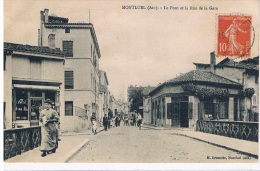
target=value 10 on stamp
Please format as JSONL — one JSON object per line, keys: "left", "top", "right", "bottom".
{"left": 217, "top": 15, "right": 252, "bottom": 58}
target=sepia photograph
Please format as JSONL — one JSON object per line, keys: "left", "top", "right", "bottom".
{"left": 2, "top": 0, "right": 260, "bottom": 170}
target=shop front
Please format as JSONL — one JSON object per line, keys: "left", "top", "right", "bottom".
{"left": 12, "top": 81, "right": 61, "bottom": 128}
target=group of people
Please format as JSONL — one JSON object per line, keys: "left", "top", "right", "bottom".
{"left": 130, "top": 113, "right": 142, "bottom": 130}
{"left": 90, "top": 112, "right": 143, "bottom": 133}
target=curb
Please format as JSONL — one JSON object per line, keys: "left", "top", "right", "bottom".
{"left": 63, "top": 138, "right": 91, "bottom": 162}
{"left": 172, "top": 132, "right": 258, "bottom": 159}
{"left": 62, "top": 129, "right": 104, "bottom": 162}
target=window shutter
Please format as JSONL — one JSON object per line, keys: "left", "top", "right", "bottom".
{"left": 63, "top": 41, "right": 73, "bottom": 57}
{"left": 65, "top": 71, "right": 74, "bottom": 89}
{"left": 65, "top": 101, "right": 73, "bottom": 116}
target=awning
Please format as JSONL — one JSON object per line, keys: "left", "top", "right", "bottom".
{"left": 13, "top": 84, "right": 60, "bottom": 91}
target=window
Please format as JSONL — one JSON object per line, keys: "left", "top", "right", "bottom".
{"left": 4, "top": 102, "right": 6, "bottom": 129}
{"left": 219, "top": 102, "right": 229, "bottom": 119}
{"left": 65, "top": 28, "right": 70, "bottom": 33}
{"left": 204, "top": 102, "right": 213, "bottom": 119}
{"left": 65, "top": 71, "right": 74, "bottom": 89}
{"left": 4, "top": 53, "right": 6, "bottom": 71}
{"left": 15, "top": 90, "right": 29, "bottom": 120}
{"left": 65, "top": 101, "right": 73, "bottom": 116}
{"left": 63, "top": 41, "right": 73, "bottom": 57}
{"left": 30, "top": 59, "right": 41, "bottom": 79}
{"left": 48, "top": 34, "right": 55, "bottom": 48}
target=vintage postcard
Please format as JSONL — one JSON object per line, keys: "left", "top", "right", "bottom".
{"left": 2, "top": 0, "right": 260, "bottom": 170}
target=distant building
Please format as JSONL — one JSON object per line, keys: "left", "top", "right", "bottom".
{"left": 142, "top": 86, "right": 156, "bottom": 124}
{"left": 109, "top": 95, "right": 116, "bottom": 117}
{"left": 149, "top": 52, "right": 258, "bottom": 129}
{"left": 4, "top": 42, "right": 65, "bottom": 129}
{"left": 39, "top": 9, "right": 101, "bottom": 132}
{"left": 194, "top": 54, "right": 259, "bottom": 122}
{"left": 98, "top": 70, "right": 109, "bottom": 120}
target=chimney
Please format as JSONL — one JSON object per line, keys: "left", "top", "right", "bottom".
{"left": 44, "top": 9, "right": 49, "bottom": 23}
{"left": 210, "top": 51, "right": 216, "bottom": 74}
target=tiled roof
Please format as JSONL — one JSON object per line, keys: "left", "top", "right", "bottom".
{"left": 165, "top": 70, "right": 241, "bottom": 86}
{"left": 150, "top": 70, "right": 242, "bottom": 94}
{"left": 4, "top": 42, "right": 64, "bottom": 57}
{"left": 142, "top": 86, "right": 156, "bottom": 96}
{"left": 217, "top": 57, "right": 259, "bottom": 70}
{"left": 44, "top": 23, "right": 93, "bottom": 28}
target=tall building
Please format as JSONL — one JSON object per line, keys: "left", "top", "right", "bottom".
{"left": 98, "top": 70, "right": 109, "bottom": 120}
{"left": 39, "top": 9, "right": 101, "bottom": 132}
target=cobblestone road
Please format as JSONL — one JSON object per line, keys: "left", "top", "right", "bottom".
{"left": 68, "top": 125, "right": 257, "bottom": 163}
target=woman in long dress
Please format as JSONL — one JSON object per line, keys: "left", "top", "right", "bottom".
{"left": 39, "top": 99, "right": 59, "bottom": 157}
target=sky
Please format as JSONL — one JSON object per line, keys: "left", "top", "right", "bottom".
{"left": 3, "top": 0, "right": 259, "bottom": 101}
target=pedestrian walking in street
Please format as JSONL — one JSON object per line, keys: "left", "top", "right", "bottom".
{"left": 39, "top": 99, "right": 59, "bottom": 157}
{"left": 124, "top": 116, "right": 129, "bottom": 126}
{"left": 103, "top": 114, "right": 109, "bottom": 131}
{"left": 90, "top": 112, "right": 97, "bottom": 134}
{"left": 137, "top": 113, "right": 142, "bottom": 130}
{"left": 115, "top": 115, "right": 119, "bottom": 127}
{"left": 108, "top": 116, "right": 111, "bottom": 129}
{"left": 133, "top": 115, "right": 136, "bottom": 127}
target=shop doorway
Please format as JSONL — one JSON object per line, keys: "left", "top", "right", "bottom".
{"left": 180, "top": 102, "right": 189, "bottom": 128}
{"left": 30, "top": 98, "right": 43, "bottom": 121}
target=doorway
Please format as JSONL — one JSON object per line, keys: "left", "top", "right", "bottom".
{"left": 180, "top": 102, "right": 189, "bottom": 127}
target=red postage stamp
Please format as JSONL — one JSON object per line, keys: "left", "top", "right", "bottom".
{"left": 217, "top": 15, "right": 252, "bottom": 57}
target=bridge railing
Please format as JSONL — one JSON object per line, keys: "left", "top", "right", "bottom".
{"left": 196, "top": 120, "right": 258, "bottom": 142}
{"left": 4, "top": 126, "right": 41, "bottom": 160}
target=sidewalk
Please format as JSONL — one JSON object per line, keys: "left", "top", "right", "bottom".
{"left": 4, "top": 128, "right": 104, "bottom": 163}
{"left": 142, "top": 124, "right": 258, "bottom": 158}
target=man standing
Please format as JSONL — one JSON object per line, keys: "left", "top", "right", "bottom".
{"left": 103, "top": 114, "right": 108, "bottom": 131}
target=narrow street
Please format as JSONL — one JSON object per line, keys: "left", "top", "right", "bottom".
{"left": 68, "top": 124, "right": 257, "bottom": 163}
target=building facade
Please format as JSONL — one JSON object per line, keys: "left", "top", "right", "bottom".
{"left": 142, "top": 86, "right": 155, "bottom": 124}
{"left": 39, "top": 9, "right": 101, "bottom": 132}
{"left": 148, "top": 52, "right": 258, "bottom": 130}
{"left": 4, "top": 42, "right": 65, "bottom": 129}
{"left": 38, "top": 9, "right": 101, "bottom": 131}
{"left": 98, "top": 70, "right": 109, "bottom": 120}
{"left": 194, "top": 53, "right": 259, "bottom": 122}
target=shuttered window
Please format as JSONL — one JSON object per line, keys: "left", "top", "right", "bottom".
{"left": 63, "top": 41, "right": 73, "bottom": 57}
{"left": 65, "top": 71, "right": 74, "bottom": 89}
{"left": 65, "top": 101, "right": 73, "bottom": 116}
{"left": 30, "top": 59, "right": 41, "bottom": 79}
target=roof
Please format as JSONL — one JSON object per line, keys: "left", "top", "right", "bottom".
{"left": 4, "top": 42, "right": 64, "bottom": 57}
{"left": 193, "top": 63, "right": 210, "bottom": 67}
{"left": 194, "top": 57, "right": 259, "bottom": 71}
{"left": 217, "top": 57, "right": 259, "bottom": 70}
{"left": 44, "top": 23, "right": 101, "bottom": 58}
{"left": 150, "top": 70, "right": 242, "bottom": 95}
{"left": 142, "top": 86, "right": 156, "bottom": 96}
